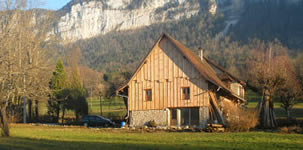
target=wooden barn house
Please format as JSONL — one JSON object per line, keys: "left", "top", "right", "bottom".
{"left": 117, "top": 33, "right": 246, "bottom": 128}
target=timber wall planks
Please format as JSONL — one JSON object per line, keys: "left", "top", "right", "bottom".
{"left": 128, "top": 37, "right": 209, "bottom": 111}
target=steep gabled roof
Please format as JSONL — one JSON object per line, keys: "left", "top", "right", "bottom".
{"left": 117, "top": 33, "right": 246, "bottom": 102}
{"left": 164, "top": 34, "right": 245, "bottom": 102}
{"left": 164, "top": 34, "right": 229, "bottom": 90}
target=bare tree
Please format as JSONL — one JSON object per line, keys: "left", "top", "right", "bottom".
{"left": 277, "top": 59, "right": 302, "bottom": 120}
{"left": 0, "top": 0, "right": 53, "bottom": 136}
{"left": 248, "top": 41, "right": 295, "bottom": 128}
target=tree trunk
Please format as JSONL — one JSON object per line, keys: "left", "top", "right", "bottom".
{"left": 28, "top": 100, "right": 32, "bottom": 123}
{"left": 55, "top": 102, "right": 60, "bottom": 123}
{"left": 35, "top": 100, "right": 39, "bottom": 122}
{"left": 75, "top": 111, "right": 79, "bottom": 121}
{"left": 258, "top": 91, "right": 277, "bottom": 128}
{"left": 0, "top": 108, "right": 10, "bottom": 137}
{"left": 287, "top": 109, "right": 291, "bottom": 121}
{"left": 61, "top": 108, "right": 65, "bottom": 124}
{"left": 23, "top": 97, "right": 27, "bottom": 123}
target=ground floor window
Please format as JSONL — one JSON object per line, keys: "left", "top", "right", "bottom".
{"left": 181, "top": 108, "right": 199, "bottom": 126}
{"left": 170, "top": 107, "right": 199, "bottom": 126}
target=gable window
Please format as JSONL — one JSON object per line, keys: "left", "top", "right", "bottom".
{"left": 182, "top": 87, "right": 190, "bottom": 100}
{"left": 239, "top": 85, "right": 244, "bottom": 98}
{"left": 145, "top": 89, "right": 152, "bottom": 101}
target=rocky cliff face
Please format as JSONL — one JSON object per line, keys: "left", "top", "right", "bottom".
{"left": 53, "top": 0, "right": 302, "bottom": 43}
{"left": 54, "top": 0, "right": 201, "bottom": 42}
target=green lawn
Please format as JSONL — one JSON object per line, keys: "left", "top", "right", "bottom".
{"left": 38, "top": 96, "right": 127, "bottom": 121}
{"left": 245, "top": 90, "right": 303, "bottom": 119}
{"left": 86, "top": 97, "right": 126, "bottom": 118}
{"left": 247, "top": 102, "right": 303, "bottom": 119}
{"left": 0, "top": 124, "right": 302, "bottom": 150}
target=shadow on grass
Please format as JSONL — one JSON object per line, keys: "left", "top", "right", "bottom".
{"left": 0, "top": 137, "right": 212, "bottom": 150}
{"left": 0, "top": 135, "right": 302, "bottom": 150}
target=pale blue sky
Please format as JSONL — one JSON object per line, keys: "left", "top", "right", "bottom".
{"left": 40, "top": 0, "right": 71, "bottom": 10}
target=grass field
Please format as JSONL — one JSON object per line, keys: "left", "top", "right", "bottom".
{"left": 246, "top": 90, "right": 303, "bottom": 119}
{"left": 247, "top": 102, "right": 303, "bottom": 119}
{"left": 37, "top": 96, "right": 127, "bottom": 121}
{"left": 0, "top": 124, "right": 302, "bottom": 150}
{"left": 86, "top": 97, "right": 126, "bottom": 118}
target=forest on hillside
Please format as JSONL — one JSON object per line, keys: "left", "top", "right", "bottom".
{"left": 52, "top": 1, "right": 303, "bottom": 76}
{"left": 230, "top": 0, "right": 303, "bottom": 49}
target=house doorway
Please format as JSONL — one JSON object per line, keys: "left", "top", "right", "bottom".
{"left": 170, "top": 109, "right": 177, "bottom": 126}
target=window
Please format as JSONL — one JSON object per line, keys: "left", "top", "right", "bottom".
{"left": 182, "top": 87, "right": 190, "bottom": 100}
{"left": 89, "top": 116, "right": 96, "bottom": 121}
{"left": 239, "top": 85, "right": 244, "bottom": 98}
{"left": 181, "top": 108, "right": 199, "bottom": 126}
{"left": 96, "top": 117, "right": 101, "bottom": 121}
{"left": 145, "top": 89, "right": 152, "bottom": 101}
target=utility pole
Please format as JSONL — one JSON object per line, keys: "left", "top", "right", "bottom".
{"left": 23, "top": 72, "right": 27, "bottom": 124}
{"left": 90, "top": 87, "right": 93, "bottom": 111}
{"left": 99, "top": 92, "right": 103, "bottom": 116}
{"left": 23, "top": 97, "right": 27, "bottom": 123}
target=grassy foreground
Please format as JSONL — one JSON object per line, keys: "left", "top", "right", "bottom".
{"left": 0, "top": 124, "right": 303, "bottom": 150}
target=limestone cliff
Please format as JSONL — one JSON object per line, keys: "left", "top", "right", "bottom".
{"left": 53, "top": 0, "right": 302, "bottom": 43}
{"left": 54, "top": 0, "right": 201, "bottom": 42}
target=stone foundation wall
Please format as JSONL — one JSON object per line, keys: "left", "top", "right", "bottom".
{"left": 199, "top": 106, "right": 209, "bottom": 128}
{"left": 130, "top": 107, "right": 209, "bottom": 128}
{"left": 130, "top": 110, "right": 167, "bottom": 127}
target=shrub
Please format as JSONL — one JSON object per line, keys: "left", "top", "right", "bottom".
{"left": 227, "top": 109, "right": 258, "bottom": 132}
{"left": 288, "top": 126, "right": 303, "bottom": 134}
{"left": 8, "top": 114, "right": 22, "bottom": 123}
{"left": 277, "top": 118, "right": 302, "bottom": 127}
{"left": 148, "top": 120, "right": 157, "bottom": 128}
{"left": 223, "top": 101, "right": 258, "bottom": 132}
{"left": 279, "top": 126, "right": 289, "bottom": 133}
{"left": 279, "top": 126, "right": 303, "bottom": 134}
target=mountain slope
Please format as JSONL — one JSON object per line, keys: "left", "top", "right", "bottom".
{"left": 48, "top": 0, "right": 303, "bottom": 73}
{"left": 229, "top": 0, "right": 303, "bottom": 49}
{"left": 65, "top": 13, "right": 222, "bottom": 72}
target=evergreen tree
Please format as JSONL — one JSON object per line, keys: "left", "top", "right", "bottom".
{"left": 50, "top": 59, "right": 68, "bottom": 90}
{"left": 65, "top": 63, "right": 88, "bottom": 121}
{"left": 48, "top": 59, "right": 68, "bottom": 123}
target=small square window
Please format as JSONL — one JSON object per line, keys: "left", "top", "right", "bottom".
{"left": 182, "top": 87, "right": 190, "bottom": 100}
{"left": 145, "top": 89, "right": 152, "bottom": 101}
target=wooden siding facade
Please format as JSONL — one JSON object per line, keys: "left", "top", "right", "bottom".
{"left": 128, "top": 38, "right": 209, "bottom": 111}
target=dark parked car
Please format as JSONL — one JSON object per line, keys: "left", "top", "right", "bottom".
{"left": 82, "top": 115, "right": 115, "bottom": 127}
